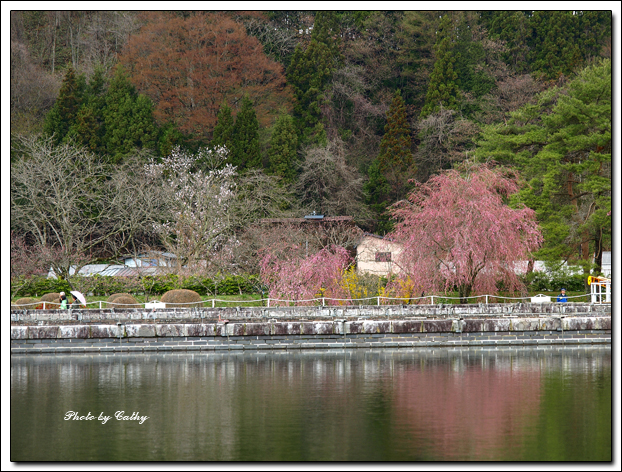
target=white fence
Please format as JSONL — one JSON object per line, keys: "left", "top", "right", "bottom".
{"left": 590, "top": 279, "right": 611, "bottom": 304}
{"left": 12, "top": 293, "right": 597, "bottom": 310}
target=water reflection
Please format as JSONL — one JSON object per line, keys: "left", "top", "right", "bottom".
{"left": 11, "top": 347, "right": 611, "bottom": 461}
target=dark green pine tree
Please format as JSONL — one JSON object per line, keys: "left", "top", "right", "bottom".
{"left": 379, "top": 90, "right": 413, "bottom": 173}
{"left": 230, "top": 95, "right": 261, "bottom": 170}
{"left": 65, "top": 67, "right": 107, "bottom": 154}
{"left": 451, "top": 13, "right": 496, "bottom": 100}
{"left": 363, "top": 158, "right": 393, "bottom": 235}
{"left": 527, "top": 11, "right": 583, "bottom": 80}
{"left": 268, "top": 114, "right": 298, "bottom": 183}
{"left": 474, "top": 59, "right": 611, "bottom": 272}
{"left": 286, "top": 11, "right": 342, "bottom": 146}
{"left": 528, "top": 11, "right": 611, "bottom": 81}
{"left": 102, "top": 66, "right": 158, "bottom": 164}
{"left": 420, "top": 15, "right": 460, "bottom": 119}
{"left": 575, "top": 11, "right": 611, "bottom": 61}
{"left": 212, "top": 101, "right": 235, "bottom": 152}
{"left": 157, "top": 123, "right": 184, "bottom": 159}
{"left": 378, "top": 89, "right": 414, "bottom": 202}
{"left": 67, "top": 105, "right": 100, "bottom": 153}
{"left": 481, "top": 11, "right": 532, "bottom": 74}
{"left": 43, "top": 66, "right": 86, "bottom": 144}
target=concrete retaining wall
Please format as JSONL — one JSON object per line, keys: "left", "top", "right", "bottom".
{"left": 9, "top": 302, "right": 611, "bottom": 325}
{"left": 11, "top": 315, "right": 611, "bottom": 354}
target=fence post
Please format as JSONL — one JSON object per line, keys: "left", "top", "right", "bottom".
{"left": 431, "top": 295, "right": 435, "bottom": 305}
{"left": 377, "top": 296, "right": 380, "bottom": 306}
{"left": 485, "top": 295, "right": 489, "bottom": 305}
{"left": 99, "top": 301, "right": 102, "bottom": 309}
{"left": 322, "top": 297, "right": 325, "bottom": 306}
{"left": 267, "top": 298, "right": 270, "bottom": 308}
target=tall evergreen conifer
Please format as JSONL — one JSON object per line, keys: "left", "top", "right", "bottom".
{"left": 230, "top": 95, "right": 261, "bottom": 170}
{"left": 268, "top": 114, "right": 298, "bottom": 183}
{"left": 102, "top": 67, "right": 158, "bottom": 164}
{"left": 377, "top": 89, "right": 414, "bottom": 202}
{"left": 379, "top": 90, "right": 412, "bottom": 172}
{"left": 43, "top": 67, "right": 85, "bottom": 144}
{"left": 364, "top": 158, "right": 393, "bottom": 234}
{"left": 212, "top": 101, "right": 235, "bottom": 151}
{"left": 66, "top": 67, "right": 107, "bottom": 153}
{"left": 286, "top": 11, "right": 342, "bottom": 146}
{"left": 420, "top": 15, "right": 460, "bottom": 118}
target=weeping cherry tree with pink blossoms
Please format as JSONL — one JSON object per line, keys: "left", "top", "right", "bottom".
{"left": 260, "top": 244, "right": 352, "bottom": 305}
{"left": 388, "top": 164, "right": 543, "bottom": 303}
{"left": 145, "top": 146, "right": 238, "bottom": 273}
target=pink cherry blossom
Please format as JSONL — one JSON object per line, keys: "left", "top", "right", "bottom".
{"left": 387, "top": 165, "right": 542, "bottom": 303}
{"left": 260, "top": 244, "right": 352, "bottom": 305}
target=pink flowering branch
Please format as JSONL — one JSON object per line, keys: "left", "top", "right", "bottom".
{"left": 387, "top": 165, "right": 543, "bottom": 303}
{"left": 260, "top": 245, "right": 352, "bottom": 305}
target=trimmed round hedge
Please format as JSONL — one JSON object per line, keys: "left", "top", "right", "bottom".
{"left": 107, "top": 293, "right": 135, "bottom": 303}
{"left": 13, "top": 297, "right": 42, "bottom": 309}
{"left": 160, "top": 289, "right": 203, "bottom": 308}
{"left": 110, "top": 295, "right": 142, "bottom": 309}
{"left": 107, "top": 293, "right": 139, "bottom": 308}
{"left": 40, "top": 292, "right": 61, "bottom": 309}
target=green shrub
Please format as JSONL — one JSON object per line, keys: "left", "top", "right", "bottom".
{"left": 11, "top": 273, "right": 263, "bottom": 298}
{"left": 11, "top": 276, "right": 71, "bottom": 298}
{"left": 523, "top": 270, "right": 586, "bottom": 292}
{"left": 160, "top": 289, "right": 203, "bottom": 308}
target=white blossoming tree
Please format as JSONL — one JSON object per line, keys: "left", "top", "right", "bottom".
{"left": 145, "top": 146, "right": 238, "bottom": 274}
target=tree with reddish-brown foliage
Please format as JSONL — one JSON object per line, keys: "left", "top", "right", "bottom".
{"left": 118, "top": 12, "right": 292, "bottom": 141}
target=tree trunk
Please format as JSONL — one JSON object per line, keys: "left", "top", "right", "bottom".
{"left": 458, "top": 284, "right": 471, "bottom": 305}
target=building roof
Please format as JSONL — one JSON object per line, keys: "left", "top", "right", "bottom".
{"left": 48, "top": 264, "right": 168, "bottom": 278}
{"left": 122, "top": 251, "right": 177, "bottom": 260}
{"left": 260, "top": 216, "right": 354, "bottom": 224}
{"left": 359, "top": 232, "right": 398, "bottom": 243}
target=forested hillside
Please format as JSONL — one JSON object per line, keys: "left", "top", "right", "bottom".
{"left": 10, "top": 10, "right": 612, "bottom": 285}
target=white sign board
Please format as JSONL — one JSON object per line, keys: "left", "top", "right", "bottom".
{"left": 530, "top": 294, "right": 551, "bottom": 303}
{"left": 145, "top": 301, "right": 166, "bottom": 309}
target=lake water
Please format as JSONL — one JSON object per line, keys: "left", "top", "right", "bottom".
{"left": 11, "top": 347, "right": 611, "bottom": 461}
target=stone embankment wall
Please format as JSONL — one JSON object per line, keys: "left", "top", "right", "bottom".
{"left": 10, "top": 303, "right": 611, "bottom": 355}
{"left": 10, "top": 302, "right": 610, "bottom": 325}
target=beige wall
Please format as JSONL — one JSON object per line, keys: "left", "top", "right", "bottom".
{"left": 356, "top": 236, "right": 403, "bottom": 276}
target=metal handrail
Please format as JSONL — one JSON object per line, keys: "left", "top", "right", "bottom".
{"left": 11, "top": 292, "right": 597, "bottom": 309}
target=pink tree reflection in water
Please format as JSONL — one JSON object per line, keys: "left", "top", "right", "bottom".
{"left": 391, "top": 355, "right": 542, "bottom": 460}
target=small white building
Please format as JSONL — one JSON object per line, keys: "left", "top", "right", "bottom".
{"left": 123, "top": 252, "right": 177, "bottom": 268}
{"left": 356, "top": 233, "right": 403, "bottom": 277}
{"left": 47, "top": 264, "right": 163, "bottom": 278}
{"left": 601, "top": 251, "right": 611, "bottom": 277}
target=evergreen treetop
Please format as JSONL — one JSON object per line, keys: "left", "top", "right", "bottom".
{"left": 230, "top": 95, "right": 261, "bottom": 170}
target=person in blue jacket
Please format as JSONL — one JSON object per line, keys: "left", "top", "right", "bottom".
{"left": 556, "top": 288, "right": 567, "bottom": 302}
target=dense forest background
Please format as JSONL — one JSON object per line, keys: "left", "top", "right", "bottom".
{"left": 10, "top": 10, "right": 613, "bottom": 281}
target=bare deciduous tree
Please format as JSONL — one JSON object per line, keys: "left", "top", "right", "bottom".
{"left": 10, "top": 135, "right": 165, "bottom": 279}
{"left": 294, "top": 139, "right": 370, "bottom": 220}
{"left": 414, "top": 107, "right": 480, "bottom": 182}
